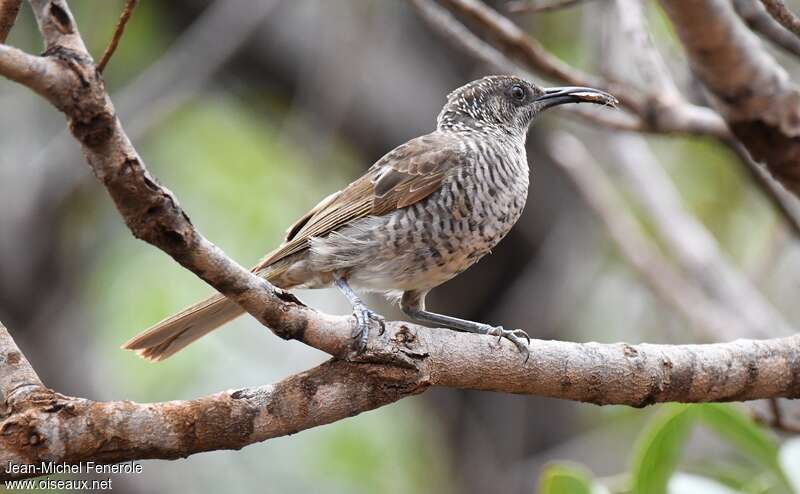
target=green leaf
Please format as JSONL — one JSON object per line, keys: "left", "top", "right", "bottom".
{"left": 695, "top": 403, "right": 793, "bottom": 493}
{"left": 540, "top": 463, "right": 594, "bottom": 494}
{"left": 696, "top": 404, "right": 779, "bottom": 469}
{"left": 631, "top": 405, "right": 697, "bottom": 494}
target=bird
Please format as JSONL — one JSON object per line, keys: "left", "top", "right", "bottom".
{"left": 122, "top": 75, "right": 617, "bottom": 362}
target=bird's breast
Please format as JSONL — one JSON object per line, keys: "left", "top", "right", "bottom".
{"left": 309, "top": 142, "right": 530, "bottom": 293}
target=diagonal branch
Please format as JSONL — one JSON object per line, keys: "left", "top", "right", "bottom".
{"left": 439, "top": 0, "right": 615, "bottom": 97}
{"left": 603, "top": 133, "right": 793, "bottom": 339}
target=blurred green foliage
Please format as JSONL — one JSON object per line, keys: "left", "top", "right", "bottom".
{"left": 540, "top": 404, "right": 799, "bottom": 494}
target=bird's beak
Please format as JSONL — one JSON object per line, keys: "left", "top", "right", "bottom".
{"left": 535, "top": 86, "right": 618, "bottom": 110}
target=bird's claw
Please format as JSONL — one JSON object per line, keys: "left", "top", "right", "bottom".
{"left": 487, "top": 326, "right": 531, "bottom": 363}
{"left": 351, "top": 304, "right": 385, "bottom": 352}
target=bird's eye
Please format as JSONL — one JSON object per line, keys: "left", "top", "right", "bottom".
{"left": 510, "top": 84, "right": 526, "bottom": 102}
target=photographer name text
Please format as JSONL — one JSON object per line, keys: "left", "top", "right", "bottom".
{"left": 4, "top": 460, "right": 142, "bottom": 475}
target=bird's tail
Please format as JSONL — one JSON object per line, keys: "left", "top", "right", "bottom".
{"left": 121, "top": 294, "right": 245, "bottom": 361}
{"left": 122, "top": 261, "right": 292, "bottom": 362}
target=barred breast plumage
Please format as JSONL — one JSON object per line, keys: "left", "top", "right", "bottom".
{"left": 306, "top": 133, "right": 530, "bottom": 296}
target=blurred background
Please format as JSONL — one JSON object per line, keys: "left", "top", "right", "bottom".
{"left": 1, "top": 0, "right": 800, "bottom": 493}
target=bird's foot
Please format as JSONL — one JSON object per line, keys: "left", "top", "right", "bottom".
{"left": 486, "top": 326, "right": 531, "bottom": 363}
{"left": 350, "top": 303, "right": 386, "bottom": 352}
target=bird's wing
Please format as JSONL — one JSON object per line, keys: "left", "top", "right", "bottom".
{"left": 253, "top": 133, "right": 468, "bottom": 272}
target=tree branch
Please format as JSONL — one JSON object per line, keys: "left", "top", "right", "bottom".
{"left": 507, "top": 0, "right": 595, "bottom": 13}
{"left": 96, "top": 0, "right": 138, "bottom": 73}
{"left": 2, "top": 317, "right": 800, "bottom": 479}
{"left": 0, "top": 356, "right": 422, "bottom": 480}
{"left": 603, "top": 133, "right": 793, "bottom": 339}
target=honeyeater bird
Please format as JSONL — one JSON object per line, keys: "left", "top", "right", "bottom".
{"left": 123, "top": 75, "right": 617, "bottom": 362}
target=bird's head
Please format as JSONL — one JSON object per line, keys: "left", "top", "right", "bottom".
{"left": 437, "top": 75, "right": 617, "bottom": 137}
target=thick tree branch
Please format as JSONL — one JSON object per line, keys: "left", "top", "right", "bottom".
{"left": 0, "top": 355, "right": 423, "bottom": 480}
{"left": 659, "top": 0, "right": 800, "bottom": 198}
{"left": 2, "top": 318, "right": 799, "bottom": 479}
{"left": 1, "top": 0, "right": 800, "bottom": 477}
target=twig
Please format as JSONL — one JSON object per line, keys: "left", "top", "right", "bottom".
{"left": 439, "top": 0, "right": 609, "bottom": 91}
{"left": 0, "top": 0, "right": 21, "bottom": 43}
{"left": 733, "top": 0, "right": 800, "bottom": 57}
{"left": 753, "top": 399, "right": 800, "bottom": 433}
{"left": 411, "top": 0, "right": 526, "bottom": 76}
{"left": 97, "top": 0, "right": 138, "bottom": 73}
{"left": 759, "top": 0, "right": 800, "bottom": 38}
{"left": 507, "top": 0, "right": 595, "bottom": 13}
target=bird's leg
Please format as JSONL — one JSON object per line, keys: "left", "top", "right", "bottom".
{"left": 400, "top": 290, "right": 530, "bottom": 361}
{"left": 333, "top": 276, "right": 385, "bottom": 351}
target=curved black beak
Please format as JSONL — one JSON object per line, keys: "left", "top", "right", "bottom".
{"left": 536, "top": 86, "right": 618, "bottom": 111}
